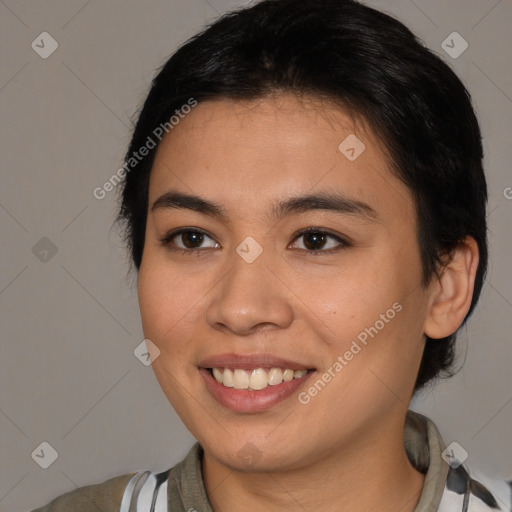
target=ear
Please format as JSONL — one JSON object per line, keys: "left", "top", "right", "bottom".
{"left": 423, "top": 236, "right": 480, "bottom": 339}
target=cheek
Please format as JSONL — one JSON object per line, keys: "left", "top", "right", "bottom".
{"left": 294, "top": 248, "right": 424, "bottom": 372}
{"left": 288, "top": 253, "right": 400, "bottom": 333}
{"left": 137, "top": 260, "right": 206, "bottom": 415}
{"left": 137, "top": 257, "right": 205, "bottom": 351}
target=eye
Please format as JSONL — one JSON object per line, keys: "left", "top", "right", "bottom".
{"left": 289, "top": 228, "right": 350, "bottom": 252}
{"left": 159, "top": 228, "right": 220, "bottom": 252}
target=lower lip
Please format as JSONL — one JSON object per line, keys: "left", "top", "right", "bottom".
{"left": 200, "top": 368, "right": 314, "bottom": 413}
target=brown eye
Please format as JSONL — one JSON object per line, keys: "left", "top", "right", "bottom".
{"left": 303, "top": 232, "right": 327, "bottom": 250}
{"left": 180, "top": 231, "right": 205, "bottom": 248}
{"left": 290, "top": 229, "right": 350, "bottom": 252}
{"left": 159, "top": 229, "right": 219, "bottom": 251}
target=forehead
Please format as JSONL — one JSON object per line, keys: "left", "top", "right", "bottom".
{"left": 149, "top": 93, "right": 415, "bottom": 224}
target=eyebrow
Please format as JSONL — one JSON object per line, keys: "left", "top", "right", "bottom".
{"left": 272, "top": 193, "right": 378, "bottom": 222}
{"left": 150, "top": 191, "right": 379, "bottom": 222}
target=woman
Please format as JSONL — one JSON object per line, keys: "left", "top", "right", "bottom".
{"left": 32, "top": 0, "right": 510, "bottom": 510}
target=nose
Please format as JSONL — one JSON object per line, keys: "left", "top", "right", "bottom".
{"left": 205, "top": 250, "right": 294, "bottom": 336}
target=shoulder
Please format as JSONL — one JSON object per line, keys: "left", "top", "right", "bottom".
{"left": 30, "top": 444, "right": 202, "bottom": 512}
{"left": 405, "top": 411, "right": 511, "bottom": 512}
{"left": 30, "top": 472, "right": 137, "bottom": 512}
{"left": 439, "top": 464, "right": 512, "bottom": 511}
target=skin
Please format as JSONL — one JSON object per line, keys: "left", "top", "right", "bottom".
{"left": 137, "top": 92, "right": 479, "bottom": 512}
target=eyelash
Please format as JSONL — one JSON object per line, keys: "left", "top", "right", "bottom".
{"left": 158, "top": 227, "right": 351, "bottom": 256}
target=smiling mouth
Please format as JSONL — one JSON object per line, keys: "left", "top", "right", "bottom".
{"left": 206, "top": 367, "right": 314, "bottom": 391}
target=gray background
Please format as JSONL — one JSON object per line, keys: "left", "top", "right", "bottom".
{"left": 0, "top": 0, "right": 510, "bottom": 510}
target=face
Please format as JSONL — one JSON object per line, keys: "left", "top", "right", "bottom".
{"left": 138, "top": 93, "right": 432, "bottom": 472}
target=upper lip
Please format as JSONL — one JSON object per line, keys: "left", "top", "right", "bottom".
{"left": 198, "top": 353, "right": 315, "bottom": 371}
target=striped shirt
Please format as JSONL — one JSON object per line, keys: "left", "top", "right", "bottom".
{"left": 32, "top": 410, "right": 511, "bottom": 512}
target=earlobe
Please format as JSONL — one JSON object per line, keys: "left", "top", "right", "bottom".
{"left": 423, "top": 236, "right": 480, "bottom": 340}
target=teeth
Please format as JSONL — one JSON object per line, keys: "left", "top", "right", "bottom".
{"left": 249, "top": 368, "right": 268, "bottom": 390}
{"left": 223, "top": 368, "right": 234, "bottom": 387}
{"left": 211, "top": 367, "right": 309, "bottom": 390}
{"left": 283, "top": 369, "right": 295, "bottom": 382}
{"left": 212, "top": 368, "right": 223, "bottom": 382}
{"left": 268, "top": 367, "right": 283, "bottom": 386}
{"left": 233, "top": 369, "right": 249, "bottom": 389}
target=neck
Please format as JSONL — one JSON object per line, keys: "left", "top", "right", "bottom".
{"left": 202, "top": 412, "right": 425, "bottom": 512}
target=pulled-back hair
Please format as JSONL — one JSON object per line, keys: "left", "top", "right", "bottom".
{"left": 116, "top": 0, "right": 488, "bottom": 392}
